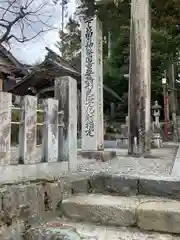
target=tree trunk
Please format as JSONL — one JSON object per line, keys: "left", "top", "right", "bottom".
{"left": 171, "top": 63, "right": 178, "bottom": 142}
{"left": 128, "top": 0, "right": 151, "bottom": 156}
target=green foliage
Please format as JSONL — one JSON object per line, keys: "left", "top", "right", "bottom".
{"left": 11, "top": 108, "right": 43, "bottom": 145}
{"left": 56, "top": 17, "right": 81, "bottom": 60}
{"left": 55, "top": 0, "right": 180, "bottom": 111}
{"left": 11, "top": 109, "right": 43, "bottom": 123}
{"left": 102, "top": 0, "right": 180, "bottom": 108}
{"left": 11, "top": 109, "right": 20, "bottom": 122}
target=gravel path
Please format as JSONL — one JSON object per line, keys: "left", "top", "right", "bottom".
{"left": 77, "top": 147, "right": 177, "bottom": 176}
{"left": 10, "top": 145, "right": 177, "bottom": 177}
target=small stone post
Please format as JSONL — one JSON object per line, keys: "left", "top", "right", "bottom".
{"left": 19, "top": 95, "right": 37, "bottom": 164}
{"left": 42, "top": 98, "right": 59, "bottom": 162}
{"left": 0, "top": 92, "right": 12, "bottom": 165}
{"left": 54, "top": 76, "right": 77, "bottom": 171}
{"left": 128, "top": 0, "right": 151, "bottom": 156}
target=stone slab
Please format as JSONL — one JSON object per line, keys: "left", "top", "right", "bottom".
{"left": 1, "top": 165, "right": 179, "bottom": 200}
{"left": 0, "top": 185, "right": 19, "bottom": 223}
{"left": 0, "top": 219, "right": 24, "bottom": 240}
{"left": 90, "top": 172, "right": 180, "bottom": 200}
{"left": 103, "top": 173, "right": 138, "bottom": 196}
{"left": 137, "top": 199, "right": 180, "bottom": 233}
{"left": 27, "top": 219, "right": 180, "bottom": 240}
{"left": 71, "top": 177, "right": 90, "bottom": 194}
{"left": 90, "top": 173, "right": 138, "bottom": 196}
{"left": 62, "top": 194, "right": 139, "bottom": 226}
{"left": 90, "top": 173, "right": 105, "bottom": 193}
{"left": 25, "top": 222, "right": 81, "bottom": 240}
{"left": 0, "top": 162, "right": 68, "bottom": 184}
{"left": 78, "top": 150, "right": 116, "bottom": 162}
{"left": 62, "top": 194, "right": 180, "bottom": 234}
{"left": 139, "top": 177, "right": 180, "bottom": 200}
{"left": 0, "top": 161, "right": 97, "bottom": 187}
{"left": 171, "top": 143, "right": 180, "bottom": 176}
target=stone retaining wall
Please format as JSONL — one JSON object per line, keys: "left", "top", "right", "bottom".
{"left": 90, "top": 172, "right": 180, "bottom": 199}
{"left": 0, "top": 173, "right": 92, "bottom": 239}
{"left": 2, "top": 170, "right": 180, "bottom": 239}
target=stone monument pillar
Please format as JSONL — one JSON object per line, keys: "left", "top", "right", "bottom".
{"left": 77, "top": 1, "right": 104, "bottom": 151}
{"left": 54, "top": 77, "right": 77, "bottom": 171}
{"left": 128, "top": 0, "right": 151, "bottom": 156}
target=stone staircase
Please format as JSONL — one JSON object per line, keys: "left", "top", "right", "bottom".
{"left": 62, "top": 194, "right": 180, "bottom": 234}
{"left": 26, "top": 172, "right": 180, "bottom": 239}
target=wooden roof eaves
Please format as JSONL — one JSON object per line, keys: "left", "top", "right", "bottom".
{"left": 48, "top": 58, "right": 81, "bottom": 77}
{"left": 8, "top": 59, "right": 81, "bottom": 94}
{"left": 0, "top": 45, "right": 28, "bottom": 75}
{"left": 7, "top": 47, "right": 121, "bottom": 102}
{"left": 45, "top": 47, "right": 80, "bottom": 73}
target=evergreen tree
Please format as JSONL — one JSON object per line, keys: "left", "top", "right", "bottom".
{"left": 56, "top": 17, "right": 81, "bottom": 61}
{"left": 55, "top": 0, "right": 180, "bottom": 109}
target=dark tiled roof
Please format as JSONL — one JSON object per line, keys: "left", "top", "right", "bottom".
{"left": 8, "top": 47, "right": 121, "bottom": 101}
{"left": 0, "top": 44, "right": 28, "bottom": 75}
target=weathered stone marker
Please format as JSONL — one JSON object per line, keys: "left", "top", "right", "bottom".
{"left": 81, "top": 15, "right": 104, "bottom": 151}
{"left": 75, "top": 1, "right": 117, "bottom": 161}
{"left": 128, "top": 0, "right": 151, "bottom": 156}
{"left": 55, "top": 77, "right": 77, "bottom": 171}
{"left": 76, "top": 0, "right": 121, "bottom": 152}
{"left": 42, "top": 98, "right": 59, "bottom": 162}
{"left": 0, "top": 92, "right": 12, "bottom": 165}
{"left": 19, "top": 95, "right": 37, "bottom": 164}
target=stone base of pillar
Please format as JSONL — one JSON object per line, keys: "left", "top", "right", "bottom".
{"left": 116, "top": 134, "right": 163, "bottom": 150}
{"left": 151, "top": 133, "right": 163, "bottom": 148}
{"left": 78, "top": 150, "right": 116, "bottom": 162}
{"left": 176, "top": 115, "right": 180, "bottom": 141}
{"left": 116, "top": 136, "right": 128, "bottom": 148}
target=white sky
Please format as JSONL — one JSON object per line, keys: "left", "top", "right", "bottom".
{"left": 10, "top": 0, "right": 76, "bottom": 64}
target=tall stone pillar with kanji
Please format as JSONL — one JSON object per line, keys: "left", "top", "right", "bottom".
{"left": 76, "top": 0, "right": 104, "bottom": 151}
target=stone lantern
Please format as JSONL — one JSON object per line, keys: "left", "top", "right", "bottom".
{"left": 152, "top": 100, "right": 161, "bottom": 129}
{"left": 151, "top": 101, "right": 163, "bottom": 148}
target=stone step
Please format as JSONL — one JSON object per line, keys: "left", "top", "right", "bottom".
{"left": 62, "top": 194, "right": 180, "bottom": 234}
{"left": 26, "top": 219, "right": 180, "bottom": 240}
{"left": 90, "top": 172, "right": 180, "bottom": 200}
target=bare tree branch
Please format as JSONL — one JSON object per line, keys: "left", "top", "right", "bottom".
{"left": 7, "top": 28, "right": 55, "bottom": 43}
{"left": 0, "top": 22, "right": 8, "bottom": 28}
{"left": 0, "top": 18, "right": 11, "bottom": 24}
{"left": 0, "top": 0, "right": 58, "bottom": 45}
{"left": 25, "top": 0, "right": 35, "bottom": 9}
{"left": 2, "top": 0, "right": 17, "bottom": 19}
{"left": 0, "top": 6, "right": 16, "bottom": 15}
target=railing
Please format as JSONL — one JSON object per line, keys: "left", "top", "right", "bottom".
{"left": 0, "top": 92, "right": 64, "bottom": 165}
